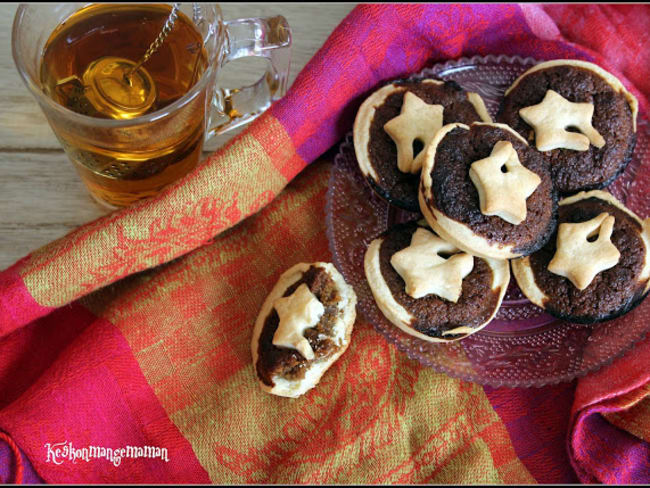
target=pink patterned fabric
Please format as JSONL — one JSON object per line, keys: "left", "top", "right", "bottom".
{"left": 542, "top": 4, "right": 650, "bottom": 107}
{"left": 0, "top": 304, "right": 210, "bottom": 484}
{"left": 0, "top": 263, "right": 52, "bottom": 339}
{"left": 570, "top": 335, "right": 650, "bottom": 483}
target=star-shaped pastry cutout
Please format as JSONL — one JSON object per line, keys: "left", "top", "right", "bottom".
{"left": 469, "top": 140, "right": 541, "bottom": 225}
{"left": 519, "top": 89, "right": 606, "bottom": 152}
{"left": 390, "top": 228, "right": 474, "bottom": 302}
{"left": 547, "top": 212, "right": 621, "bottom": 290}
{"left": 383, "top": 91, "right": 444, "bottom": 174}
{"left": 272, "top": 283, "right": 324, "bottom": 360}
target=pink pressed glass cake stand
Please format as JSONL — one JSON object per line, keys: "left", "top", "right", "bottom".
{"left": 325, "top": 55, "right": 650, "bottom": 388}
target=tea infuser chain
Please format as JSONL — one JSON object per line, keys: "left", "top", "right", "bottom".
{"left": 192, "top": 3, "right": 203, "bottom": 25}
{"left": 54, "top": 3, "right": 202, "bottom": 119}
{"left": 124, "top": 2, "right": 181, "bottom": 81}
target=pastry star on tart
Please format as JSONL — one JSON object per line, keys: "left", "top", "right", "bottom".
{"left": 498, "top": 59, "right": 638, "bottom": 194}
{"left": 419, "top": 122, "right": 557, "bottom": 260}
{"left": 354, "top": 78, "right": 491, "bottom": 212}
{"left": 512, "top": 190, "right": 650, "bottom": 324}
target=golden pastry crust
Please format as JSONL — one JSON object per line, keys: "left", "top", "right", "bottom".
{"left": 363, "top": 224, "right": 510, "bottom": 342}
{"left": 251, "top": 262, "right": 357, "bottom": 398}
{"left": 546, "top": 212, "right": 620, "bottom": 290}
{"left": 419, "top": 122, "right": 553, "bottom": 260}
{"left": 519, "top": 89, "right": 605, "bottom": 151}
{"left": 468, "top": 139, "right": 541, "bottom": 225}
{"left": 383, "top": 91, "right": 444, "bottom": 174}
{"left": 557, "top": 190, "right": 650, "bottom": 294}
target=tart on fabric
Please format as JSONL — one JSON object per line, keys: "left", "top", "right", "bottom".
{"left": 252, "top": 261, "right": 357, "bottom": 398}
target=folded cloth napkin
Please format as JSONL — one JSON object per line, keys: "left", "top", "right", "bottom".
{"left": 0, "top": 3, "right": 648, "bottom": 484}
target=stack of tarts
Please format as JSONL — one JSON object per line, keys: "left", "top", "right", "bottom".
{"left": 354, "top": 60, "right": 649, "bottom": 343}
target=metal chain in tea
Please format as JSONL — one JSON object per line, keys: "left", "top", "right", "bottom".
{"left": 53, "top": 3, "right": 183, "bottom": 120}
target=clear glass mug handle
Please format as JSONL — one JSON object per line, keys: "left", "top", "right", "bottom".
{"left": 206, "top": 15, "right": 291, "bottom": 138}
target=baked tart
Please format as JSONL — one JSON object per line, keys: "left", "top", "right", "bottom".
{"left": 419, "top": 122, "right": 557, "bottom": 260}
{"left": 364, "top": 220, "right": 509, "bottom": 341}
{"left": 251, "top": 262, "right": 357, "bottom": 397}
{"left": 498, "top": 59, "right": 638, "bottom": 193}
{"left": 354, "top": 78, "right": 491, "bottom": 212}
{"left": 512, "top": 190, "right": 650, "bottom": 324}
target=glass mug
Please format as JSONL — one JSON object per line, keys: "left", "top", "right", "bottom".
{"left": 12, "top": 3, "right": 292, "bottom": 208}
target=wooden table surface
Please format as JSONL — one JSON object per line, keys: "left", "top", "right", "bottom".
{"left": 0, "top": 3, "right": 355, "bottom": 270}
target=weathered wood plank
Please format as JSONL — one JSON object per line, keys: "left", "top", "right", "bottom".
{"left": 0, "top": 151, "right": 109, "bottom": 267}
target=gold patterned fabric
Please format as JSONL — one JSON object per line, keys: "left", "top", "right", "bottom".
{"left": 80, "top": 162, "right": 534, "bottom": 483}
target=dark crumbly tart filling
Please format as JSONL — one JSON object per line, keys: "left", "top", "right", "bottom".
{"left": 367, "top": 80, "right": 485, "bottom": 210}
{"left": 428, "top": 124, "right": 556, "bottom": 255}
{"left": 256, "top": 265, "right": 342, "bottom": 387}
{"left": 378, "top": 222, "right": 500, "bottom": 338}
{"left": 529, "top": 197, "right": 646, "bottom": 322}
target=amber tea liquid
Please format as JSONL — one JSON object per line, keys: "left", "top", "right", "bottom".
{"left": 39, "top": 4, "right": 209, "bottom": 207}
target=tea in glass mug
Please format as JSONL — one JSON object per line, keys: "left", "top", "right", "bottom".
{"left": 13, "top": 3, "right": 292, "bottom": 208}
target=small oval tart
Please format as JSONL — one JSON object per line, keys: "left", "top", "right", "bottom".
{"left": 251, "top": 262, "right": 357, "bottom": 398}
{"left": 354, "top": 78, "right": 491, "bottom": 212}
{"left": 512, "top": 190, "right": 650, "bottom": 324}
{"left": 498, "top": 60, "right": 638, "bottom": 194}
{"left": 364, "top": 220, "right": 509, "bottom": 342}
{"left": 419, "top": 122, "right": 557, "bottom": 260}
